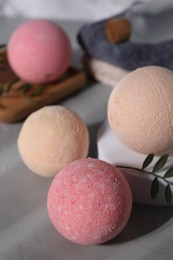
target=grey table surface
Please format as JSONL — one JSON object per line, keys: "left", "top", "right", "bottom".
{"left": 1, "top": 13, "right": 173, "bottom": 260}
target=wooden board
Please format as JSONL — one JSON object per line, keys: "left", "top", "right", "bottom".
{"left": 0, "top": 48, "right": 86, "bottom": 123}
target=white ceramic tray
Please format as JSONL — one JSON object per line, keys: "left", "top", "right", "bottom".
{"left": 97, "top": 121, "right": 173, "bottom": 207}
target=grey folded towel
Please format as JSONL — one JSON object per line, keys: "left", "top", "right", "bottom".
{"left": 77, "top": 14, "right": 173, "bottom": 71}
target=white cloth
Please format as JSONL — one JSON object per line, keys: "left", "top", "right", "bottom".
{"left": 1, "top": 0, "right": 173, "bottom": 21}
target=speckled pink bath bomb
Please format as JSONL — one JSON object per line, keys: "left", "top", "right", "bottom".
{"left": 7, "top": 19, "right": 72, "bottom": 83}
{"left": 108, "top": 66, "right": 173, "bottom": 154}
{"left": 47, "top": 158, "right": 132, "bottom": 245}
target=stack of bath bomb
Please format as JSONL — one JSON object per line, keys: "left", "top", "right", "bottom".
{"left": 18, "top": 105, "right": 133, "bottom": 245}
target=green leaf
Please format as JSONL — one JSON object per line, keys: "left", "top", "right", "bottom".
{"left": 165, "top": 184, "right": 172, "bottom": 206}
{"left": 6, "top": 78, "right": 19, "bottom": 93}
{"left": 32, "top": 87, "right": 43, "bottom": 96}
{"left": 164, "top": 167, "right": 173, "bottom": 178}
{"left": 142, "top": 153, "right": 154, "bottom": 170}
{"left": 152, "top": 154, "right": 169, "bottom": 173}
{"left": 151, "top": 177, "right": 159, "bottom": 199}
{"left": 6, "top": 82, "right": 14, "bottom": 93}
{"left": 19, "top": 83, "right": 32, "bottom": 93}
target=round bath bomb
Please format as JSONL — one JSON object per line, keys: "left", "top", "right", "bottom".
{"left": 7, "top": 19, "right": 72, "bottom": 84}
{"left": 47, "top": 158, "right": 132, "bottom": 245}
{"left": 108, "top": 66, "right": 173, "bottom": 154}
{"left": 18, "top": 106, "right": 89, "bottom": 177}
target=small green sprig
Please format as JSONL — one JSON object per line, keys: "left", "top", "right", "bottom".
{"left": 17, "top": 83, "right": 44, "bottom": 97}
{"left": 117, "top": 154, "right": 173, "bottom": 206}
{"left": 0, "top": 79, "right": 44, "bottom": 97}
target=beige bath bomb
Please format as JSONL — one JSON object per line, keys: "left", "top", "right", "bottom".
{"left": 18, "top": 106, "right": 89, "bottom": 177}
{"left": 108, "top": 66, "right": 173, "bottom": 154}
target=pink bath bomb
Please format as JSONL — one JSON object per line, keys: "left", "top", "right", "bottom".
{"left": 7, "top": 19, "right": 72, "bottom": 84}
{"left": 47, "top": 158, "right": 132, "bottom": 245}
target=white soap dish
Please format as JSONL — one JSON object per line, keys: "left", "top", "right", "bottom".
{"left": 97, "top": 121, "right": 173, "bottom": 207}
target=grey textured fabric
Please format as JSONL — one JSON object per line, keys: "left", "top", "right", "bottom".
{"left": 77, "top": 14, "right": 173, "bottom": 71}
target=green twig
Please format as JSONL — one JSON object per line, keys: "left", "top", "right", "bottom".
{"left": 116, "top": 153, "right": 173, "bottom": 206}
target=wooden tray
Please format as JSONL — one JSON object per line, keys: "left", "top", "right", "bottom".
{"left": 0, "top": 48, "right": 86, "bottom": 123}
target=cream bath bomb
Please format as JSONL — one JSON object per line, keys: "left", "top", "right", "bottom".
{"left": 18, "top": 106, "right": 89, "bottom": 177}
{"left": 108, "top": 66, "right": 173, "bottom": 154}
{"left": 47, "top": 158, "right": 132, "bottom": 245}
{"left": 7, "top": 19, "right": 72, "bottom": 84}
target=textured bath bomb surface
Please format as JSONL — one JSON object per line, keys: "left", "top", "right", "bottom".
{"left": 47, "top": 158, "right": 132, "bottom": 245}
{"left": 108, "top": 66, "right": 173, "bottom": 154}
{"left": 7, "top": 19, "right": 72, "bottom": 84}
{"left": 18, "top": 106, "right": 89, "bottom": 177}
